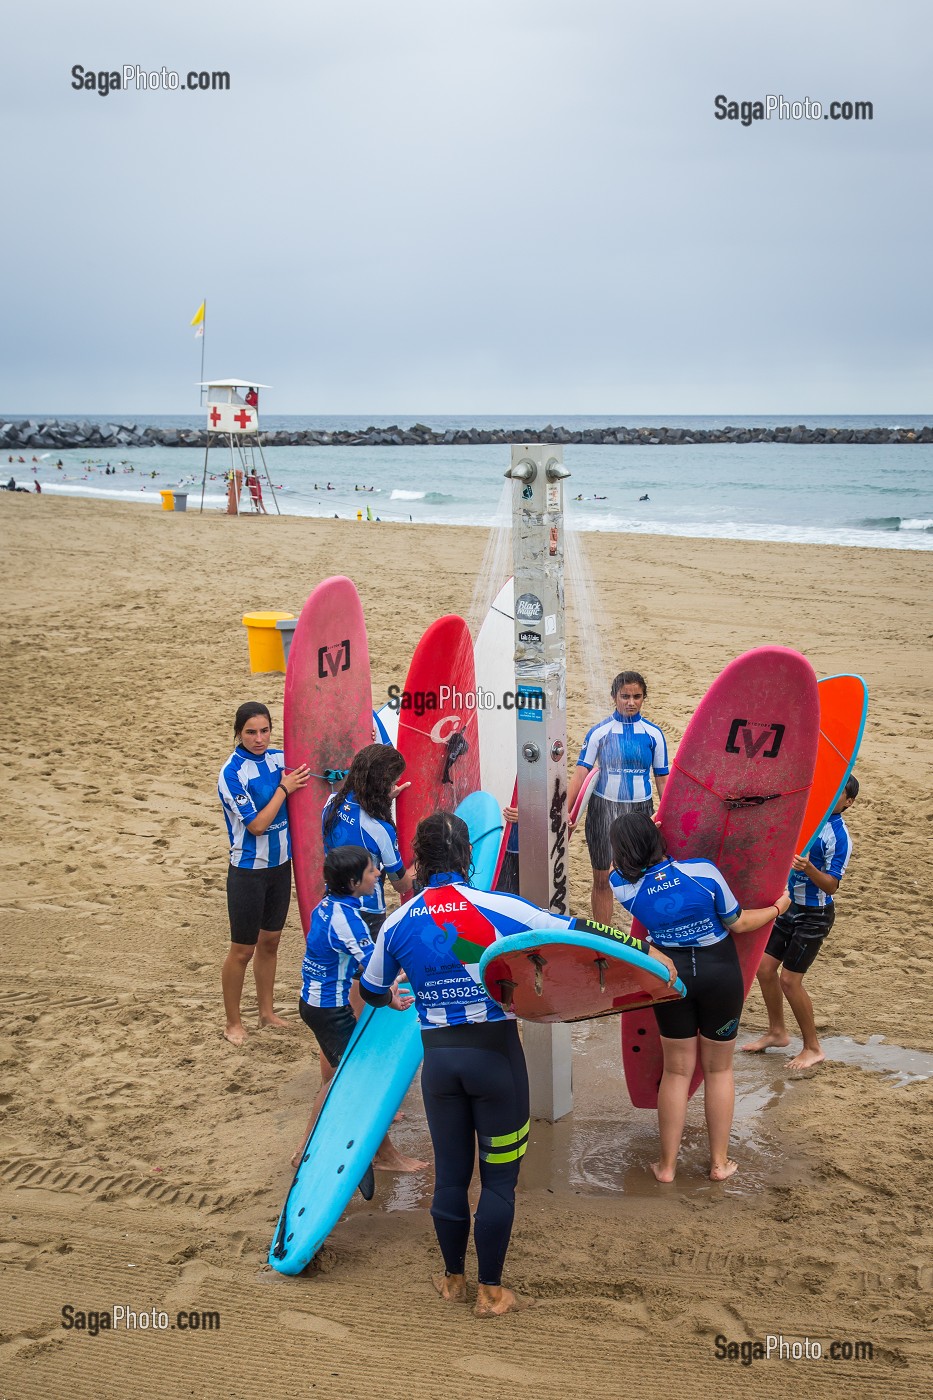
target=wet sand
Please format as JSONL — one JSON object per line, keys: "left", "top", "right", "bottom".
{"left": 1, "top": 492, "right": 931, "bottom": 1398}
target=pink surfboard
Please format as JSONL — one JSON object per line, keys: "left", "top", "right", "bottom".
{"left": 283, "top": 577, "right": 374, "bottom": 932}
{"left": 492, "top": 779, "right": 518, "bottom": 889}
{"left": 569, "top": 765, "right": 598, "bottom": 834}
{"left": 395, "top": 615, "right": 482, "bottom": 868}
{"left": 622, "top": 647, "right": 819, "bottom": 1109}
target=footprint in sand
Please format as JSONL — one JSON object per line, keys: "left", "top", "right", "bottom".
{"left": 279, "top": 1310, "right": 350, "bottom": 1340}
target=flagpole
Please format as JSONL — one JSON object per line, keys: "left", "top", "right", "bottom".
{"left": 199, "top": 298, "right": 207, "bottom": 405}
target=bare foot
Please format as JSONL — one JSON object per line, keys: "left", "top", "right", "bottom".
{"left": 740, "top": 1030, "right": 790, "bottom": 1053}
{"left": 710, "top": 1159, "right": 739, "bottom": 1181}
{"left": 290, "top": 1147, "right": 306, "bottom": 1170}
{"left": 650, "top": 1161, "right": 676, "bottom": 1183}
{"left": 393, "top": 1110, "right": 406, "bottom": 1123}
{"left": 373, "top": 1149, "right": 429, "bottom": 1173}
{"left": 258, "top": 1013, "right": 289, "bottom": 1030}
{"left": 432, "top": 1272, "right": 468, "bottom": 1303}
{"left": 224, "top": 1024, "right": 247, "bottom": 1046}
{"left": 787, "top": 1047, "right": 825, "bottom": 1071}
{"left": 474, "top": 1284, "right": 534, "bottom": 1319}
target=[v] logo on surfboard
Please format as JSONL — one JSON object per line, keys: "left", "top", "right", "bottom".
{"left": 724, "top": 718, "right": 785, "bottom": 759}
{"left": 317, "top": 639, "right": 351, "bottom": 678}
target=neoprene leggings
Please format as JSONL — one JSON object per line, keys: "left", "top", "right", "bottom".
{"left": 420, "top": 1020, "right": 530, "bottom": 1287}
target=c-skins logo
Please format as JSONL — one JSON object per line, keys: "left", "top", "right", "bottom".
{"left": 725, "top": 718, "right": 785, "bottom": 759}
{"left": 317, "top": 638, "right": 351, "bottom": 678}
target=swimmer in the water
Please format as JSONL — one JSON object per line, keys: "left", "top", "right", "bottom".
{"left": 639, "top": 494, "right": 650, "bottom": 501}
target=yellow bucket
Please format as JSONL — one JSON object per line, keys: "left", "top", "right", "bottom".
{"left": 242, "top": 611, "right": 295, "bottom": 673}
{"left": 159, "top": 490, "right": 175, "bottom": 511}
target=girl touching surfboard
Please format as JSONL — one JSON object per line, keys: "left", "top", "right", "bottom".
{"left": 610, "top": 813, "right": 791, "bottom": 1182}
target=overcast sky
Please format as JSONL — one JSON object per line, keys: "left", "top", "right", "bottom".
{"left": 3, "top": 0, "right": 930, "bottom": 414}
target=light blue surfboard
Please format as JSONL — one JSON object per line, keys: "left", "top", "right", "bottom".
{"left": 269, "top": 997, "right": 422, "bottom": 1275}
{"left": 455, "top": 790, "right": 504, "bottom": 893}
{"left": 269, "top": 785, "right": 499, "bottom": 1275}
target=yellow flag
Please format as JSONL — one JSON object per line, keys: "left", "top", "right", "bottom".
{"left": 190, "top": 301, "right": 205, "bottom": 327}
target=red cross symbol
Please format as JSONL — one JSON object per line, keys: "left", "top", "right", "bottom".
{"left": 209, "top": 406, "right": 221, "bottom": 426}
{"left": 234, "top": 409, "right": 252, "bottom": 429}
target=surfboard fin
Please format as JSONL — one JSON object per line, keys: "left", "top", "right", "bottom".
{"left": 528, "top": 953, "right": 547, "bottom": 996}
{"left": 357, "top": 1164, "right": 375, "bottom": 1201}
{"left": 495, "top": 978, "right": 517, "bottom": 1011}
{"left": 594, "top": 956, "right": 608, "bottom": 992}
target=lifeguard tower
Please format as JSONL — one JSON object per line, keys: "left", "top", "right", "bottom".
{"left": 196, "top": 378, "right": 280, "bottom": 516}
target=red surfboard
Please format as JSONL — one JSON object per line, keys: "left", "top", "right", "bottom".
{"left": 480, "top": 928, "right": 686, "bottom": 1022}
{"left": 283, "top": 577, "right": 373, "bottom": 931}
{"left": 622, "top": 647, "right": 820, "bottom": 1109}
{"left": 395, "top": 615, "right": 482, "bottom": 868}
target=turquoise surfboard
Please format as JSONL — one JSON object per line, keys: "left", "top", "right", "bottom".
{"left": 269, "top": 997, "right": 422, "bottom": 1275}
{"left": 269, "top": 783, "right": 500, "bottom": 1275}
{"left": 455, "top": 789, "right": 504, "bottom": 893}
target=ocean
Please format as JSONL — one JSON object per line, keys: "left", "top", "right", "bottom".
{"left": 9, "top": 414, "right": 932, "bottom": 551}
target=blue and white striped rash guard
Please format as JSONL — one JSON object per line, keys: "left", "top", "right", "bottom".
{"left": 360, "top": 873, "right": 573, "bottom": 1030}
{"left": 219, "top": 746, "right": 290, "bottom": 869}
{"left": 577, "top": 712, "right": 670, "bottom": 803}
{"left": 300, "top": 894, "right": 374, "bottom": 1008}
{"left": 321, "top": 792, "right": 405, "bottom": 915}
{"left": 610, "top": 857, "right": 741, "bottom": 948}
{"left": 789, "top": 813, "right": 852, "bottom": 908}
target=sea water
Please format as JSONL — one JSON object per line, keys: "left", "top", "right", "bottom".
{"left": 14, "top": 414, "right": 933, "bottom": 551}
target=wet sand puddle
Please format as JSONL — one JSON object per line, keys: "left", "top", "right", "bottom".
{"left": 345, "top": 1019, "right": 933, "bottom": 1217}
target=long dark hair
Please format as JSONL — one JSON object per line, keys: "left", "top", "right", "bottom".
{"left": 233, "top": 701, "right": 272, "bottom": 741}
{"left": 610, "top": 812, "right": 667, "bottom": 882}
{"left": 322, "top": 743, "right": 406, "bottom": 835}
{"left": 413, "top": 812, "right": 472, "bottom": 887}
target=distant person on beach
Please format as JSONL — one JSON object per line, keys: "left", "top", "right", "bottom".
{"left": 567, "top": 671, "right": 670, "bottom": 924}
{"left": 741, "top": 776, "right": 857, "bottom": 1071}
{"left": 34, "top": 481, "right": 41, "bottom": 494}
{"left": 218, "top": 702, "right": 311, "bottom": 1046}
{"left": 290, "top": 844, "right": 426, "bottom": 1174}
{"left": 246, "top": 472, "right": 267, "bottom": 513}
{"left": 610, "top": 812, "right": 791, "bottom": 1181}
{"left": 245, "top": 386, "right": 259, "bottom": 408}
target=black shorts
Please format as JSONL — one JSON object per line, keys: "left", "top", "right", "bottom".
{"left": 652, "top": 936, "right": 744, "bottom": 1041}
{"left": 585, "top": 794, "right": 654, "bottom": 871}
{"left": 298, "top": 999, "right": 358, "bottom": 1068}
{"left": 765, "top": 904, "right": 835, "bottom": 975}
{"left": 226, "top": 860, "right": 292, "bottom": 944}
{"left": 359, "top": 909, "right": 386, "bottom": 940}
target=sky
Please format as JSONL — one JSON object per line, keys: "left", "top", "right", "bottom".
{"left": 3, "top": 0, "right": 931, "bottom": 414}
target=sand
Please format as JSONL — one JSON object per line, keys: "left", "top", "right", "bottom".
{"left": 0, "top": 492, "right": 930, "bottom": 1399}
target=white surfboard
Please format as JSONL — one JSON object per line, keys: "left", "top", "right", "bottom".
{"left": 474, "top": 578, "right": 515, "bottom": 816}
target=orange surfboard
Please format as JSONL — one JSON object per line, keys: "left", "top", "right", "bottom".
{"left": 795, "top": 673, "right": 868, "bottom": 854}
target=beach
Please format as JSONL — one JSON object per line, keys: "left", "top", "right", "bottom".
{"left": 1, "top": 491, "right": 930, "bottom": 1398}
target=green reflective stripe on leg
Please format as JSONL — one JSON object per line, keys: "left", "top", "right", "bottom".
{"left": 481, "top": 1119, "right": 531, "bottom": 1150}
{"left": 479, "top": 1139, "right": 529, "bottom": 1165}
